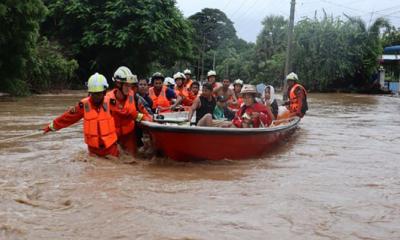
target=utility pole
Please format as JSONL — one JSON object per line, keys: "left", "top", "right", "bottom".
{"left": 212, "top": 51, "right": 216, "bottom": 71}
{"left": 200, "top": 35, "right": 206, "bottom": 82}
{"left": 283, "top": 0, "right": 296, "bottom": 101}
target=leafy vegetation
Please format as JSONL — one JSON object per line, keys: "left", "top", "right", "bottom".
{"left": 0, "top": 2, "right": 398, "bottom": 95}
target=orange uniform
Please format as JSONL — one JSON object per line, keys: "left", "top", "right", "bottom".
{"left": 288, "top": 83, "right": 307, "bottom": 118}
{"left": 107, "top": 89, "right": 141, "bottom": 156}
{"left": 149, "top": 86, "right": 171, "bottom": 112}
{"left": 185, "top": 79, "right": 193, "bottom": 90}
{"left": 50, "top": 96, "right": 119, "bottom": 157}
{"left": 183, "top": 91, "right": 198, "bottom": 107}
{"left": 175, "top": 85, "right": 192, "bottom": 107}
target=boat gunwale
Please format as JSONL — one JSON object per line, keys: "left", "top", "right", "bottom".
{"left": 142, "top": 117, "right": 300, "bottom": 135}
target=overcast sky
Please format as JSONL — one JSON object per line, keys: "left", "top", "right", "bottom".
{"left": 176, "top": 0, "right": 400, "bottom": 42}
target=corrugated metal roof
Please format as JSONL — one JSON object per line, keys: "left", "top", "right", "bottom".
{"left": 384, "top": 45, "right": 400, "bottom": 54}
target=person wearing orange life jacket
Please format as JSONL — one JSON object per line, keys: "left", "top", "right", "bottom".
{"left": 283, "top": 72, "right": 308, "bottom": 118}
{"left": 185, "top": 81, "right": 200, "bottom": 107}
{"left": 183, "top": 69, "right": 193, "bottom": 90}
{"left": 174, "top": 72, "right": 190, "bottom": 107}
{"left": 149, "top": 72, "right": 181, "bottom": 112}
{"left": 206, "top": 70, "right": 222, "bottom": 91}
{"left": 43, "top": 73, "right": 119, "bottom": 157}
{"left": 229, "top": 79, "right": 244, "bottom": 111}
{"left": 106, "top": 66, "right": 145, "bottom": 156}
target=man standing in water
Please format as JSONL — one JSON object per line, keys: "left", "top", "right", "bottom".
{"left": 285, "top": 72, "right": 308, "bottom": 118}
{"left": 106, "top": 66, "right": 145, "bottom": 156}
{"left": 43, "top": 73, "right": 119, "bottom": 157}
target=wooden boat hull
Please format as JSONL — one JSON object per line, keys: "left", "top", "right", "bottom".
{"left": 142, "top": 117, "right": 300, "bottom": 161}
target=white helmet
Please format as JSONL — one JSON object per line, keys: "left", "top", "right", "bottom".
{"left": 183, "top": 69, "right": 191, "bottom": 75}
{"left": 164, "top": 77, "right": 175, "bottom": 86}
{"left": 233, "top": 79, "right": 243, "bottom": 86}
{"left": 286, "top": 72, "right": 298, "bottom": 81}
{"left": 173, "top": 72, "right": 185, "bottom": 80}
{"left": 87, "top": 73, "right": 109, "bottom": 93}
{"left": 113, "top": 66, "right": 137, "bottom": 83}
{"left": 207, "top": 70, "right": 216, "bottom": 77}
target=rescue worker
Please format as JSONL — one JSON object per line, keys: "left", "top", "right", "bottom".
{"left": 174, "top": 72, "right": 190, "bottom": 107}
{"left": 188, "top": 83, "right": 216, "bottom": 126}
{"left": 206, "top": 70, "right": 221, "bottom": 90}
{"left": 229, "top": 79, "right": 244, "bottom": 110}
{"left": 214, "top": 78, "right": 237, "bottom": 107}
{"left": 164, "top": 77, "right": 175, "bottom": 90}
{"left": 107, "top": 66, "right": 145, "bottom": 156}
{"left": 284, "top": 72, "right": 308, "bottom": 118}
{"left": 232, "top": 85, "right": 274, "bottom": 128}
{"left": 149, "top": 72, "right": 181, "bottom": 112}
{"left": 43, "top": 73, "right": 119, "bottom": 157}
{"left": 185, "top": 81, "right": 200, "bottom": 106}
{"left": 183, "top": 69, "right": 193, "bottom": 90}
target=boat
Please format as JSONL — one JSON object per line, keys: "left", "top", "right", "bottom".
{"left": 141, "top": 112, "right": 301, "bottom": 161}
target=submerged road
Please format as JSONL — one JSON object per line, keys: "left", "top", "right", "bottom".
{"left": 0, "top": 92, "right": 399, "bottom": 239}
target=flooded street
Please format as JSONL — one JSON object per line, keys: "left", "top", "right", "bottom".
{"left": 0, "top": 92, "right": 399, "bottom": 240}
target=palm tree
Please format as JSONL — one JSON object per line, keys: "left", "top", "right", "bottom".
{"left": 345, "top": 16, "right": 390, "bottom": 86}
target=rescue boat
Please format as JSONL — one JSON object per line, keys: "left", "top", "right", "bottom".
{"left": 142, "top": 112, "right": 300, "bottom": 161}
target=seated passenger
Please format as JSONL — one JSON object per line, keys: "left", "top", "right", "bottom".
{"left": 184, "top": 81, "right": 200, "bottom": 107}
{"left": 149, "top": 72, "right": 181, "bottom": 112}
{"left": 213, "top": 96, "right": 235, "bottom": 121}
{"left": 214, "top": 78, "right": 237, "bottom": 107}
{"left": 232, "top": 85, "right": 274, "bottom": 128}
{"left": 229, "top": 79, "right": 244, "bottom": 111}
{"left": 262, "top": 85, "right": 278, "bottom": 119}
{"left": 187, "top": 83, "right": 216, "bottom": 126}
{"left": 164, "top": 77, "right": 175, "bottom": 90}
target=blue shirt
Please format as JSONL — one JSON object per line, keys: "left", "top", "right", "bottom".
{"left": 165, "top": 88, "right": 177, "bottom": 100}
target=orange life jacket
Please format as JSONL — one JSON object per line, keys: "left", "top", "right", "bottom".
{"left": 82, "top": 96, "right": 117, "bottom": 149}
{"left": 183, "top": 91, "right": 198, "bottom": 106}
{"left": 175, "top": 85, "right": 189, "bottom": 98}
{"left": 185, "top": 79, "right": 193, "bottom": 89}
{"left": 229, "top": 96, "right": 243, "bottom": 110}
{"left": 149, "top": 86, "right": 171, "bottom": 111}
{"left": 289, "top": 83, "right": 307, "bottom": 113}
{"left": 106, "top": 89, "right": 137, "bottom": 136}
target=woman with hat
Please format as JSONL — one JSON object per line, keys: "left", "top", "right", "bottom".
{"left": 232, "top": 85, "right": 274, "bottom": 128}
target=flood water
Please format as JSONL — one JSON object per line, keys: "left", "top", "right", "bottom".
{"left": 0, "top": 92, "right": 399, "bottom": 240}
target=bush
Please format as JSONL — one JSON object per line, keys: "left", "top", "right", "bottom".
{"left": 28, "top": 38, "right": 78, "bottom": 92}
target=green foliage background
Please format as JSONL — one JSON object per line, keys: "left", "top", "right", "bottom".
{"left": 1, "top": 1, "right": 399, "bottom": 96}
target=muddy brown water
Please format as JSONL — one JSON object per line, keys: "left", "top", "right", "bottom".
{"left": 0, "top": 92, "right": 399, "bottom": 240}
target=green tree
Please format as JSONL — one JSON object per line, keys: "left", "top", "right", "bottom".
{"left": 42, "top": 0, "right": 193, "bottom": 80}
{"left": 0, "top": 0, "right": 46, "bottom": 95}
{"left": 28, "top": 38, "right": 78, "bottom": 92}
{"left": 382, "top": 26, "right": 400, "bottom": 47}
{"left": 188, "top": 8, "right": 237, "bottom": 79}
{"left": 345, "top": 16, "right": 390, "bottom": 87}
{"left": 253, "top": 15, "right": 288, "bottom": 86}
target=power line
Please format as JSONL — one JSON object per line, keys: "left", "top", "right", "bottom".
{"left": 229, "top": 0, "right": 248, "bottom": 18}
